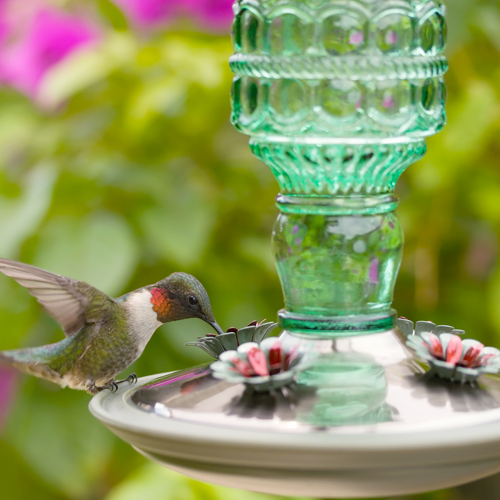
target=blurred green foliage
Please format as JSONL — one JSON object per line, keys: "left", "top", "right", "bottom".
{"left": 0, "top": 1, "right": 499, "bottom": 500}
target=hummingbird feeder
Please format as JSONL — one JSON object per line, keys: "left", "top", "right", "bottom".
{"left": 90, "top": 1, "right": 500, "bottom": 497}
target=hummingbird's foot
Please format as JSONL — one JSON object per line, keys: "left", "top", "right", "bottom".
{"left": 101, "top": 381, "right": 119, "bottom": 393}
{"left": 87, "top": 380, "right": 119, "bottom": 394}
{"left": 116, "top": 373, "right": 138, "bottom": 385}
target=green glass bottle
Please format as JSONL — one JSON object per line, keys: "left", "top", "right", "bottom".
{"left": 230, "top": 0, "right": 447, "bottom": 336}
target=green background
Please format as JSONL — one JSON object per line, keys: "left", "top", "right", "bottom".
{"left": 0, "top": 0, "right": 499, "bottom": 499}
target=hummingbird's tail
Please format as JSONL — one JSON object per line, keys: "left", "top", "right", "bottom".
{"left": 0, "top": 346, "right": 62, "bottom": 383}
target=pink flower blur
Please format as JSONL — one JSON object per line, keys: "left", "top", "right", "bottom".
{"left": 369, "top": 257, "right": 379, "bottom": 284}
{"left": 112, "top": 0, "right": 176, "bottom": 27}
{"left": 349, "top": 31, "right": 364, "bottom": 45}
{"left": 0, "top": 7, "right": 98, "bottom": 97}
{"left": 113, "top": 0, "right": 234, "bottom": 32}
{"left": 185, "top": 0, "right": 234, "bottom": 31}
{"left": 0, "top": 366, "right": 17, "bottom": 431}
{"left": 385, "top": 30, "right": 397, "bottom": 45}
{"left": 382, "top": 93, "right": 395, "bottom": 109}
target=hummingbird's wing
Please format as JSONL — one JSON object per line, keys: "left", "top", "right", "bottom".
{"left": 0, "top": 259, "right": 115, "bottom": 337}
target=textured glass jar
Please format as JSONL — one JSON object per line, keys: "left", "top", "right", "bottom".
{"left": 230, "top": 0, "right": 447, "bottom": 335}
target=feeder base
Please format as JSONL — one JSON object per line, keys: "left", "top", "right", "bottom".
{"left": 89, "top": 329, "right": 500, "bottom": 497}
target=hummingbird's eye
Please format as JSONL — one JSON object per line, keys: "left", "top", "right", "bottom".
{"left": 188, "top": 295, "right": 198, "bottom": 306}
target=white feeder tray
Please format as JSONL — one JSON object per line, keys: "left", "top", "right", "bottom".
{"left": 89, "top": 328, "right": 500, "bottom": 497}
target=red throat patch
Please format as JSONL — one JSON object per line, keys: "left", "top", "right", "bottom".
{"left": 151, "top": 287, "right": 171, "bottom": 320}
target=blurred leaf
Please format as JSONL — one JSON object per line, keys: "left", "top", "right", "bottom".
{"left": 141, "top": 194, "right": 216, "bottom": 268}
{"left": 104, "top": 463, "right": 311, "bottom": 500}
{"left": 125, "top": 76, "right": 187, "bottom": 130}
{"left": 97, "top": 0, "right": 130, "bottom": 31}
{"left": 445, "top": 0, "right": 474, "bottom": 54}
{"left": 474, "top": 6, "right": 500, "bottom": 52}
{"left": 443, "top": 80, "right": 499, "bottom": 158}
{"left": 488, "top": 266, "right": 500, "bottom": 334}
{"left": 39, "top": 34, "right": 136, "bottom": 108}
{"left": 0, "top": 277, "right": 38, "bottom": 350}
{"left": 0, "top": 103, "right": 39, "bottom": 165}
{"left": 160, "top": 37, "right": 228, "bottom": 89}
{"left": 104, "top": 463, "right": 216, "bottom": 500}
{"left": 0, "top": 164, "right": 57, "bottom": 258}
{"left": 123, "top": 36, "right": 229, "bottom": 133}
{"left": 33, "top": 211, "right": 139, "bottom": 295}
{"left": 239, "top": 236, "right": 275, "bottom": 274}
{"left": 5, "top": 379, "right": 114, "bottom": 498}
{"left": 0, "top": 440, "right": 66, "bottom": 500}
{"left": 468, "top": 177, "right": 500, "bottom": 223}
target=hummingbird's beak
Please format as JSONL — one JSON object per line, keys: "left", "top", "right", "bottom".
{"left": 210, "top": 321, "right": 224, "bottom": 335}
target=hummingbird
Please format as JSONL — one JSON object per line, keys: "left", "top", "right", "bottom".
{"left": 0, "top": 259, "right": 223, "bottom": 395}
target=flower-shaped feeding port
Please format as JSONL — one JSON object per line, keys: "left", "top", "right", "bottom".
{"left": 404, "top": 320, "right": 500, "bottom": 383}
{"left": 397, "top": 317, "right": 465, "bottom": 338}
{"left": 185, "top": 320, "right": 278, "bottom": 358}
{"left": 210, "top": 337, "right": 306, "bottom": 392}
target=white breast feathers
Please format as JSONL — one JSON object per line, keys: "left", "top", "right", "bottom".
{"left": 125, "top": 289, "right": 163, "bottom": 350}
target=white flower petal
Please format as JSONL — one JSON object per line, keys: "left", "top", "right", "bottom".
{"left": 236, "top": 342, "right": 259, "bottom": 355}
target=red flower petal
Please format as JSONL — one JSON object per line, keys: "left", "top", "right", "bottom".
{"left": 446, "top": 335, "right": 463, "bottom": 365}
{"left": 247, "top": 347, "right": 269, "bottom": 377}
{"left": 229, "top": 356, "right": 254, "bottom": 377}
{"left": 462, "top": 344, "right": 484, "bottom": 368}
{"left": 425, "top": 333, "right": 443, "bottom": 358}
{"left": 268, "top": 341, "right": 283, "bottom": 375}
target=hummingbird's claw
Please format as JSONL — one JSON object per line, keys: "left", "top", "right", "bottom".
{"left": 115, "top": 373, "right": 138, "bottom": 386}
{"left": 104, "top": 381, "right": 119, "bottom": 393}
{"left": 88, "top": 380, "right": 119, "bottom": 394}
